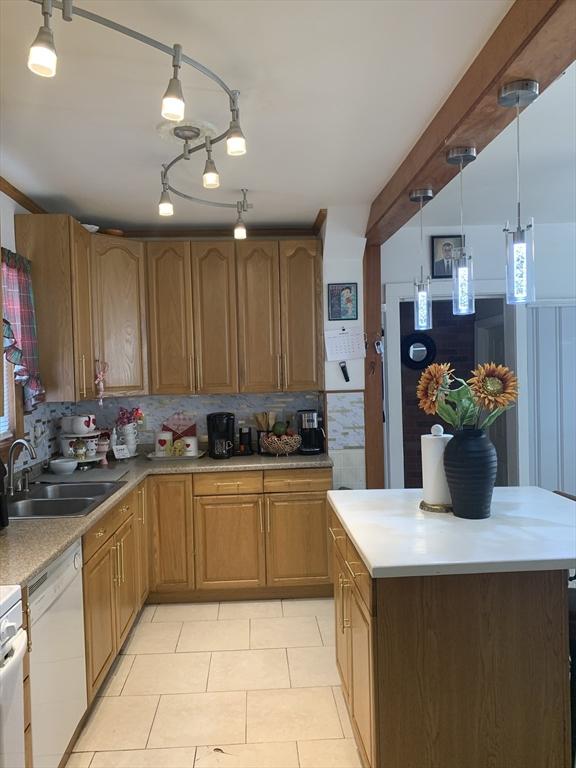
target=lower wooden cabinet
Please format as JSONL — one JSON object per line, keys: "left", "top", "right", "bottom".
{"left": 149, "top": 475, "right": 194, "bottom": 592}
{"left": 349, "top": 582, "right": 375, "bottom": 767}
{"left": 134, "top": 482, "right": 150, "bottom": 606}
{"left": 114, "top": 515, "right": 138, "bottom": 648}
{"left": 265, "top": 492, "right": 331, "bottom": 586}
{"left": 333, "top": 547, "right": 351, "bottom": 701}
{"left": 194, "top": 495, "right": 266, "bottom": 589}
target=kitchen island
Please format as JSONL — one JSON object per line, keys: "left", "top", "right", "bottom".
{"left": 327, "top": 487, "right": 576, "bottom": 768}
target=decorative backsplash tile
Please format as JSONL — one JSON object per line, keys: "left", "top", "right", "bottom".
{"left": 326, "top": 392, "right": 365, "bottom": 450}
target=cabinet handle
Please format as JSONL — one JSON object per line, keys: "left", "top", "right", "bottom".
{"left": 266, "top": 497, "right": 271, "bottom": 534}
{"left": 121, "top": 541, "right": 126, "bottom": 583}
{"left": 328, "top": 526, "right": 345, "bottom": 543}
{"left": 196, "top": 355, "right": 202, "bottom": 391}
{"left": 120, "top": 505, "right": 130, "bottom": 514}
{"left": 345, "top": 560, "right": 364, "bottom": 580}
{"left": 215, "top": 481, "right": 240, "bottom": 488}
{"left": 189, "top": 354, "right": 195, "bottom": 392}
{"left": 258, "top": 498, "right": 264, "bottom": 534}
{"left": 338, "top": 574, "right": 351, "bottom": 632}
{"left": 81, "top": 354, "right": 87, "bottom": 398}
{"left": 25, "top": 604, "right": 32, "bottom": 652}
{"left": 94, "top": 528, "right": 106, "bottom": 538}
{"left": 138, "top": 488, "right": 145, "bottom": 525}
{"left": 113, "top": 544, "right": 120, "bottom": 586}
{"left": 277, "top": 355, "right": 282, "bottom": 389}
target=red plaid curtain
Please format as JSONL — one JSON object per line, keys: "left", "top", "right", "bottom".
{"left": 2, "top": 248, "right": 45, "bottom": 410}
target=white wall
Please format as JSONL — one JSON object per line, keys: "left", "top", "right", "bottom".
{"left": 381, "top": 222, "right": 576, "bottom": 300}
{"left": 0, "top": 190, "right": 29, "bottom": 250}
{"left": 321, "top": 205, "right": 369, "bottom": 391}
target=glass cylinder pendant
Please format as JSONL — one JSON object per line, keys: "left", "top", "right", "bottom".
{"left": 505, "top": 219, "right": 535, "bottom": 304}
{"left": 452, "top": 246, "right": 475, "bottom": 315}
{"left": 414, "top": 276, "right": 432, "bottom": 330}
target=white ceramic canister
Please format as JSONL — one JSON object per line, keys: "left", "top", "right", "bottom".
{"left": 155, "top": 431, "right": 173, "bottom": 456}
{"left": 183, "top": 436, "right": 198, "bottom": 456}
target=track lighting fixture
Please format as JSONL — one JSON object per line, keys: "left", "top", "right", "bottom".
{"left": 161, "top": 44, "right": 185, "bottom": 122}
{"left": 28, "top": 0, "right": 57, "bottom": 78}
{"left": 202, "top": 138, "right": 220, "bottom": 189}
{"left": 446, "top": 147, "right": 476, "bottom": 316}
{"left": 499, "top": 79, "right": 539, "bottom": 305}
{"left": 158, "top": 185, "right": 174, "bottom": 217}
{"left": 227, "top": 92, "right": 247, "bottom": 156}
{"left": 234, "top": 193, "right": 248, "bottom": 239}
{"left": 409, "top": 189, "right": 434, "bottom": 331}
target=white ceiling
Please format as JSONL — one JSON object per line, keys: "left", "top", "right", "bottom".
{"left": 0, "top": 0, "right": 512, "bottom": 229}
{"left": 413, "top": 62, "right": 576, "bottom": 227}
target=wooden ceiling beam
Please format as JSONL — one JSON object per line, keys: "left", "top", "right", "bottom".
{"left": 366, "top": 0, "right": 576, "bottom": 246}
{"left": 0, "top": 176, "right": 46, "bottom": 214}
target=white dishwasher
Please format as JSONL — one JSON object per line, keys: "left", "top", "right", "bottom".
{"left": 28, "top": 541, "right": 87, "bottom": 768}
{"left": 0, "top": 584, "right": 26, "bottom": 768}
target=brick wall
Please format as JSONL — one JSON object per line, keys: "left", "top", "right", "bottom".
{"left": 400, "top": 300, "right": 476, "bottom": 488}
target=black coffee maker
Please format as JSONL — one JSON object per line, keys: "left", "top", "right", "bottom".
{"left": 297, "top": 410, "right": 324, "bottom": 455}
{"left": 207, "top": 412, "right": 235, "bottom": 459}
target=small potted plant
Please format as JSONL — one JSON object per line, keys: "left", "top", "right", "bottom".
{"left": 417, "top": 362, "right": 518, "bottom": 519}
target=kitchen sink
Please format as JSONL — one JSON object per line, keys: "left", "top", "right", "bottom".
{"left": 8, "top": 480, "right": 126, "bottom": 519}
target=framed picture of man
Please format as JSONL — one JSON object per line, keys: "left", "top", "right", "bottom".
{"left": 328, "top": 283, "right": 358, "bottom": 321}
{"left": 430, "top": 235, "right": 463, "bottom": 279}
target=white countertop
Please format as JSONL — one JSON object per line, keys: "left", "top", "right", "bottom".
{"left": 327, "top": 487, "right": 576, "bottom": 578}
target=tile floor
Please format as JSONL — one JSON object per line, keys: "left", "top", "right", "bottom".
{"left": 70, "top": 598, "right": 361, "bottom": 768}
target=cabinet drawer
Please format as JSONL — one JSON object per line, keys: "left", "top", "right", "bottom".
{"left": 83, "top": 492, "right": 135, "bottom": 562}
{"left": 194, "top": 471, "right": 263, "bottom": 496}
{"left": 328, "top": 509, "right": 347, "bottom": 560}
{"left": 345, "top": 538, "right": 374, "bottom": 615}
{"left": 263, "top": 468, "right": 332, "bottom": 493}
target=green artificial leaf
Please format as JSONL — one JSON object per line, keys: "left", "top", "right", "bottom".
{"left": 480, "top": 406, "right": 510, "bottom": 430}
{"left": 446, "top": 382, "right": 478, "bottom": 428}
{"left": 436, "top": 398, "right": 459, "bottom": 428}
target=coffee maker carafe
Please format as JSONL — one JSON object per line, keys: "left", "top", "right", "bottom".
{"left": 297, "top": 410, "right": 324, "bottom": 455}
{"left": 207, "top": 412, "right": 235, "bottom": 459}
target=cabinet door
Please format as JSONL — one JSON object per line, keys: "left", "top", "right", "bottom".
{"left": 91, "top": 235, "right": 148, "bottom": 395}
{"left": 350, "top": 586, "right": 374, "bottom": 767}
{"left": 83, "top": 537, "right": 117, "bottom": 701}
{"left": 236, "top": 241, "right": 281, "bottom": 392}
{"left": 135, "top": 483, "right": 150, "bottom": 606}
{"left": 265, "top": 492, "right": 331, "bottom": 586}
{"left": 147, "top": 241, "right": 195, "bottom": 394}
{"left": 114, "top": 515, "right": 139, "bottom": 648}
{"left": 149, "top": 475, "right": 194, "bottom": 592}
{"left": 194, "top": 495, "right": 266, "bottom": 590}
{"left": 334, "top": 548, "right": 352, "bottom": 702}
{"left": 192, "top": 242, "right": 238, "bottom": 393}
{"left": 279, "top": 240, "right": 323, "bottom": 391}
{"left": 70, "top": 219, "right": 95, "bottom": 400}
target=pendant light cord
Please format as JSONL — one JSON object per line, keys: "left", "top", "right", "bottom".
{"left": 459, "top": 159, "right": 465, "bottom": 244}
{"left": 419, "top": 198, "right": 424, "bottom": 272}
{"left": 516, "top": 102, "right": 521, "bottom": 229}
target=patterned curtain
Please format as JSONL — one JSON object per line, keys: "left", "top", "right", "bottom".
{"left": 2, "top": 247, "right": 45, "bottom": 410}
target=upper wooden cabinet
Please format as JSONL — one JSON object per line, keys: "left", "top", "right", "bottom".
{"left": 192, "top": 242, "right": 238, "bottom": 393}
{"left": 147, "top": 241, "right": 195, "bottom": 394}
{"left": 236, "top": 241, "right": 281, "bottom": 393}
{"left": 279, "top": 240, "right": 323, "bottom": 391}
{"left": 15, "top": 214, "right": 96, "bottom": 401}
{"left": 91, "top": 235, "right": 148, "bottom": 395}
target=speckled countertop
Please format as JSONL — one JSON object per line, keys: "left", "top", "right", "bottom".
{"left": 0, "top": 453, "right": 333, "bottom": 587}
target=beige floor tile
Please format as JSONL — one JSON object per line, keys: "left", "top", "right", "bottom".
{"left": 316, "top": 614, "right": 336, "bottom": 647}
{"left": 138, "top": 605, "right": 156, "bottom": 622}
{"left": 177, "top": 620, "right": 249, "bottom": 652}
{"left": 90, "top": 747, "right": 197, "bottom": 767}
{"left": 98, "top": 655, "right": 135, "bottom": 697}
{"left": 282, "top": 598, "right": 335, "bottom": 618}
{"left": 122, "top": 622, "right": 182, "bottom": 654}
{"left": 122, "top": 652, "right": 211, "bottom": 695}
{"left": 74, "top": 696, "right": 159, "bottom": 752}
{"left": 287, "top": 646, "right": 340, "bottom": 688}
{"left": 148, "top": 692, "right": 246, "bottom": 748}
{"left": 298, "top": 738, "right": 362, "bottom": 768}
{"left": 247, "top": 687, "right": 342, "bottom": 743}
{"left": 65, "top": 753, "right": 94, "bottom": 768}
{"left": 332, "top": 687, "right": 354, "bottom": 739}
{"left": 195, "top": 742, "right": 298, "bottom": 767}
{"left": 208, "top": 649, "right": 289, "bottom": 692}
{"left": 218, "top": 600, "right": 282, "bottom": 620}
{"left": 250, "top": 617, "right": 322, "bottom": 649}
{"left": 154, "top": 603, "right": 219, "bottom": 622}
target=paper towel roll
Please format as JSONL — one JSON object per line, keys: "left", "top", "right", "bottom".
{"left": 421, "top": 425, "right": 453, "bottom": 506}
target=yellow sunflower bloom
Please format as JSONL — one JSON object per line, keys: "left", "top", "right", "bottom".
{"left": 468, "top": 362, "right": 518, "bottom": 411}
{"left": 417, "top": 363, "right": 453, "bottom": 415}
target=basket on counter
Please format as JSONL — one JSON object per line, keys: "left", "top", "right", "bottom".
{"left": 259, "top": 432, "right": 302, "bottom": 456}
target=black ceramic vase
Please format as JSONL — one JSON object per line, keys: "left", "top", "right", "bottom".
{"left": 443, "top": 428, "right": 497, "bottom": 519}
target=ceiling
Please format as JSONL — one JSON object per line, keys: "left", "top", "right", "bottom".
{"left": 0, "top": 0, "right": 512, "bottom": 229}
{"left": 413, "top": 61, "right": 576, "bottom": 227}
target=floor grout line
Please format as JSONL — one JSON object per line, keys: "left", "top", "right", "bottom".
{"left": 118, "top": 654, "right": 136, "bottom": 697}
{"left": 205, "top": 651, "right": 213, "bottom": 692}
{"left": 143, "top": 694, "right": 161, "bottom": 750}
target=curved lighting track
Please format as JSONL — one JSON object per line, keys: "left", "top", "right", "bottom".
{"left": 28, "top": 0, "right": 252, "bottom": 231}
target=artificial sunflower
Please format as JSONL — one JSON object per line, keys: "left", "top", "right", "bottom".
{"left": 468, "top": 363, "right": 518, "bottom": 411}
{"left": 416, "top": 363, "right": 453, "bottom": 415}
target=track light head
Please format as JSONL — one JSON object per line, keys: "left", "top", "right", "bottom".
{"left": 158, "top": 186, "right": 174, "bottom": 217}
{"left": 161, "top": 44, "right": 185, "bottom": 122}
{"left": 202, "top": 155, "right": 220, "bottom": 189}
{"left": 234, "top": 202, "right": 247, "bottom": 239}
{"left": 28, "top": 24, "right": 57, "bottom": 77}
{"left": 227, "top": 117, "right": 246, "bottom": 156}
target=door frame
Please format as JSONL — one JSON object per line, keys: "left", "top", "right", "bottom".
{"left": 383, "top": 279, "right": 530, "bottom": 488}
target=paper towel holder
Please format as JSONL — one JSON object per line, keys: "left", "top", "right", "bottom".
{"left": 419, "top": 499, "right": 452, "bottom": 513}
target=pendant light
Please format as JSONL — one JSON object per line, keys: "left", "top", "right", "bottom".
{"left": 498, "top": 79, "right": 539, "bottom": 305}
{"left": 227, "top": 91, "right": 247, "bottom": 156}
{"left": 409, "top": 188, "right": 434, "bottom": 331}
{"left": 446, "top": 146, "right": 476, "bottom": 316}
{"left": 234, "top": 202, "right": 247, "bottom": 240}
{"left": 158, "top": 185, "right": 174, "bottom": 217}
{"left": 202, "top": 137, "right": 220, "bottom": 189}
{"left": 161, "top": 44, "right": 185, "bottom": 122}
{"left": 28, "top": 0, "right": 57, "bottom": 78}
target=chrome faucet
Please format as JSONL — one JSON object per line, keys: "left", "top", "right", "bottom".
{"left": 7, "top": 439, "right": 37, "bottom": 496}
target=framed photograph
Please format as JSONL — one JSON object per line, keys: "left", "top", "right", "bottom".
{"left": 430, "top": 235, "right": 463, "bottom": 279}
{"left": 328, "top": 282, "right": 358, "bottom": 321}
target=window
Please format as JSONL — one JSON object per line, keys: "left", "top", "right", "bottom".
{"left": 0, "top": 360, "right": 20, "bottom": 447}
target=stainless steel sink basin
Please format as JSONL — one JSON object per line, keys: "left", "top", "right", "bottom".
{"left": 8, "top": 498, "right": 98, "bottom": 518}
{"left": 8, "top": 480, "right": 126, "bottom": 519}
